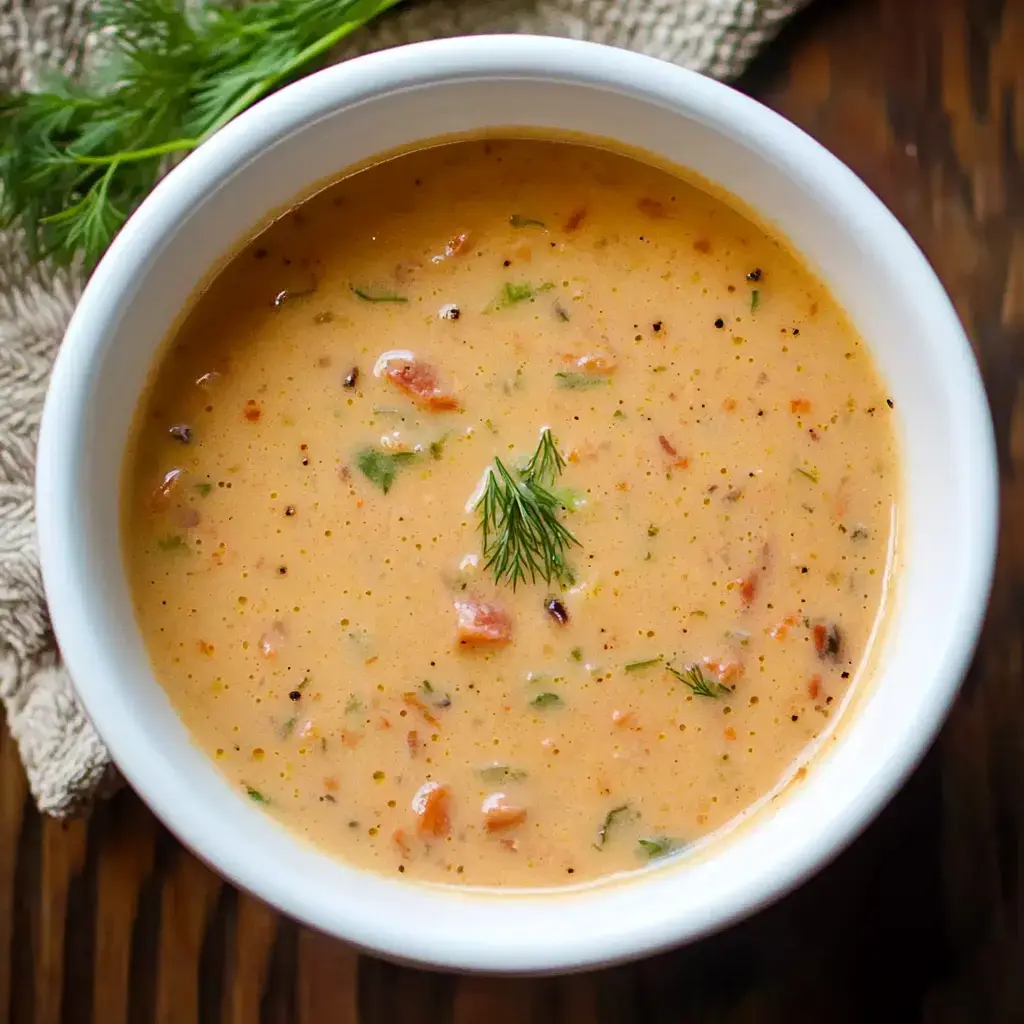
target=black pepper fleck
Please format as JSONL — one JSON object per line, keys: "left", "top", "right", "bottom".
{"left": 503, "top": 259, "right": 511, "bottom": 267}
{"left": 285, "top": 506, "right": 296, "bottom": 517}
{"left": 289, "top": 690, "right": 302, "bottom": 701}
{"left": 886, "top": 398, "right": 894, "bottom": 408}
{"left": 714, "top": 318, "right": 725, "bottom": 329}
{"left": 747, "top": 268, "right": 763, "bottom": 282}
{"left": 652, "top": 321, "right": 663, "bottom": 332}
{"left": 278, "top": 566, "right": 288, "bottom": 576}
{"left": 343, "top": 367, "right": 359, "bottom": 388}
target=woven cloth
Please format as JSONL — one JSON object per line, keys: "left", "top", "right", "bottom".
{"left": 0, "top": 0, "right": 810, "bottom": 816}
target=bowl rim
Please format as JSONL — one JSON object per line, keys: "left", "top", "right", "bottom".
{"left": 36, "top": 34, "right": 999, "bottom": 972}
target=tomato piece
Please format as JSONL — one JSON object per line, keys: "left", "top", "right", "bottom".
{"left": 412, "top": 781, "right": 451, "bottom": 837}
{"left": 385, "top": 360, "right": 460, "bottom": 411}
{"left": 454, "top": 598, "right": 512, "bottom": 645}
{"left": 790, "top": 398, "right": 812, "bottom": 414}
{"left": 481, "top": 792, "right": 527, "bottom": 833}
{"left": 658, "top": 434, "right": 678, "bottom": 457}
{"left": 402, "top": 692, "right": 439, "bottom": 728}
{"left": 738, "top": 572, "right": 758, "bottom": 606}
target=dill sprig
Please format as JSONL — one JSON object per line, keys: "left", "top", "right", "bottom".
{"left": 667, "top": 662, "right": 731, "bottom": 699}
{"left": 477, "top": 428, "right": 581, "bottom": 590}
{"left": 0, "top": 0, "right": 403, "bottom": 270}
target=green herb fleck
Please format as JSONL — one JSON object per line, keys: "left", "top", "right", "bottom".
{"left": 510, "top": 214, "right": 545, "bottom": 228}
{"left": 555, "top": 372, "right": 612, "bottom": 389}
{"left": 530, "top": 692, "right": 563, "bottom": 708}
{"left": 794, "top": 466, "right": 820, "bottom": 484}
{"left": 667, "top": 662, "right": 729, "bottom": 698}
{"left": 194, "top": 482, "right": 214, "bottom": 497}
{"left": 595, "top": 805, "right": 633, "bottom": 849}
{"left": 351, "top": 286, "right": 408, "bottom": 303}
{"left": 638, "top": 836, "right": 677, "bottom": 859}
{"left": 625, "top": 656, "right": 663, "bottom": 673}
{"left": 751, "top": 289, "right": 760, "bottom": 313}
{"left": 570, "top": 646, "right": 583, "bottom": 662}
{"left": 280, "top": 716, "right": 297, "bottom": 738}
{"left": 157, "top": 534, "right": 188, "bottom": 552}
{"left": 487, "top": 281, "right": 555, "bottom": 311}
{"left": 344, "top": 696, "right": 363, "bottom": 715}
{"left": 429, "top": 436, "right": 448, "bottom": 460}
{"left": 647, "top": 524, "right": 660, "bottom": 537}
{"left": 478, "top": 764, "right": 529, "bottom": 783}
{"left": 244, "top": 785, "right": 268, "bottom": 805}
{"left": 356, "top": 447, "right": 418, "bottom": 494}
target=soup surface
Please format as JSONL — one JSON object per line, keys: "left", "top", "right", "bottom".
{"left": 125, "top": 138, "right": 898, "bottom": 887}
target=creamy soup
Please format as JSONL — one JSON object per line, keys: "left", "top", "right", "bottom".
{"left": 124, "top": 138, "right": 898, "bottom": 887}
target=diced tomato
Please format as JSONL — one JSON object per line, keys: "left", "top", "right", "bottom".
{"left": 703, "top": 657, "right": 744, "bottom": 684}
{"left": 324, "top": 776, "right": 340, "bottom": 792}
{"left": 340, "top": 729, "right": 362, "bottom": 749}
{"left": 454, "top": 598, "right": 512, "bottom": 645}
{"left": 411, "top": 781, "right": 451, "bottom": 837}
{"left": 738, "top": 572, "right": 758, "bottom": 606}
{"left": 808, "top": 674, "right": 822, "bottom": 699}
{"left": 564, "top": 207, "right": 587, "bottom": 232}
{"left": 445, "top": 232, "right": 471, "bottom": 257}
{"left": 658, "top": 434, "right": 678, "bottom": 457}
{"left": 611, "top": 709, "right": 636, "bottom": 728}
{"left": 481, "top": 792, "right": 527, "bottom": 833}
{"left": 723, "top": 727, "right": 737, "bottom": 741}
{"left": 406, "top": 730, "right": 420, "bottom": 757}
{"left": 813, "top": 622, "right": 841, "bottom": 660}
{"left": 244, "top": 399, "right": 261, "bottom": 422}
{"left": 385, "top": 360, "right": 460, "bottom": 411}
{"left": 790, "top": 398, "right": 812, "bottom": 414}
{"left": 723, "top": 397, "right": 738, "bottom": 412}
{"left": 197, "top": 640, "right": 214, "bottom": 656}
{"left": 770, "top": 614, "right": 799, "bottom": 640}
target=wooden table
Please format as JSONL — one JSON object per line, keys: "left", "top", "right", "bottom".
{"left": 3, "top": 0, "right": 1023, "bottom": 1019}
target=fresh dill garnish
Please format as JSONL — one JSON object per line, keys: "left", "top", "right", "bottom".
{"left": 351, "top": 286, "right": 408, "bottom": 303}
{"left": 638, "top": 836, "right": 677, "bottom": 859}
{"left": 244, "top": 785, "right": 268, "bottom": 804}
{"left": 486, "top": 281, "right": 554, "bottom": 311}
{"left": 751, "top": 289, "right": 761, "bottom": 313}
{"left": 356, "top": 447, "right": 418, "bottom": 494}
{"left": 555, "top": 372, "right": 612, "bottom": 389}
{"left": 625, "top": 656, "right": 663, "bottom": 672}
{"left": 667, "top": 662, "right": 730, "bottom": 698}
{"left": 476, "top": 428, "right": 581, "bottom": 590}
{"left": 594, "top": 805, "right": 632, "bottom": 849}
{"left": 478, "top": 764, "right": 529, "bottom": 783}
{"left": 509, "top": 214, "right": 546, "bottom": 228}
{"left": 794, "top": 466, "right": 820, "bottom": 483}
{"left": 0, "top": 0, "right": 405, "bottom": 270}
{"left": 530, "top": 691, "right": 563, "bottom": 708}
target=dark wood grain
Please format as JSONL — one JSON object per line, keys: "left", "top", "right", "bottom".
{"left": 4, "top": 0, "right": 1023, "bottom": 1019}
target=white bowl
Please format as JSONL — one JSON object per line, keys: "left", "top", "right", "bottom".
{"left": 36, "top": 36, "right": 998, "bottom": 973}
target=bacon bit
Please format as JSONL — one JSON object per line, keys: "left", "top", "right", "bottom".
{"left": 324, "top": 776, "right": 340, "bottom": 792}
{"left": 454, "top": 597, "right": 512, "bottom": 645}
{"left": 770, "top": 615, "right": 800, "bottom": 640}
{"left": 658, "top": 434, "right": 678, "bottom": 457}
{"left": 723, "top": 397, "right": 738, "bottom": 412}
{"left": 790, "top": 398, "right": 812, "bottom": 414}
{"left": 813, "top": 622, "right": 842, "bottom": 660}
{"left": 393, "top": 828, "right": 411, "bottom": 859}
{"left": 385, "top": 360, "right": 460, "bottom": 411}
{"left": 259, "top": 621, "right": 287, "bottom": 658}
{"left": 703, "top": 658, "right": 744, "bottom": 684}
{"left": 808, "top": 674, "right": 822, "bottom": 699}
{"left": 244, "top": 399, "right": 262, "bottom": 422}
{"left": 724, "top": 727, "right": 737, "bottom": 741}
{"left": 675, "top": 457, "right": 690, "bottom": 470}
{"left": 149, "top": 468, "right": 182, "bottom": 512}
{"left": 197, "top": 640, "right": 214, "bottom": 656}
{"left": 481, "top": 792, "right": 527, "bottom": 833}
{"left": 412, "top": 781, "right": 451, "bottom": 837}
{"left": 637, "top": 197, "right": 667, "bottom": 218}
{"left": 564, "top": 206, "right": 587, "bottom": 232}
{"left": 406, "top": 730, "right": 420, "bottom": 757}
{"left": 340, "top": 729, "right": 362, "bottom": 749}
{"left": 693, "top": 238, "right": 711, "bottom": 254}
{"left": 738, "top": 573, "right": 758, "bottom": 606}
{"left": 611, "top": 709, "right": 636, "bottom": 728}
{"left": 403, "top": 693, "right": 440, "bottom": 728}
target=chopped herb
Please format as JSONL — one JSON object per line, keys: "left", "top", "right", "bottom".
{"left": 344, "top": 696, "right": 363, "bottom": 715}
{"left": 554, "top": 302, "right": 571, "bottom": 322}
{"left": 750, "top": 289, "right": 760, "bottom": 313}
{"left": 486, "top": 281, "right": 554, "bottom": 311}
{"left": 850, "top": 525, "right": 869, "bottom": 541}
{"left": 595, "top": 805, "right": 632, "bottom": 849}
{"left": 555, "top": 372, "right": 612, "bottom": 389}
{"left": 638, "top": 836, "right": 677, "bottom": 859}
{"left": 244, "top": 785, "right": 267, "bottom": 804}
{"left": 194, "top": 482, "right": 214, "bottom": 497}
{"left": 530, "top": 692, "right": 563, "bottom": 708}
{"left": 570, "top": 646, "right": 583, "bottom": 662}
{"left": 280, "top": 716, "right": 297, "bottom": 738}
{"left": 156, "top": 534, "right": 188, "bottom": 552}
{"left": 477, "top": 428, "right": 581, "bottom": 590}
{"left": 429, "top": 436, "right": 448, "bottom": 460}
{"left": 356, "top": 447, "right": 418, "bottom": 494}
{"left": 647, "top": 524, "right": 660, "bottom": 537}
{"left": 625, "top": 656, "right": 663, "bottom": 672}
{"left": 351, "top": 286, "right": 408, "bottom": 303}
{"left": 509, "top": 214, "right": 546, "bottom": 228}
{"left": 479, "top": 764, "right": 529, "bottom": 783}
{"left": 613, "top": 409, "right": 625, "bottom": 419}
{"left": 794, "top": 466, "right": 820, "bottom": 484}
{"left": 667, "top": 662, "right": 729, "bottom": 698}
{"left": 421, "top": 680, "right": 434, "bottom": 693}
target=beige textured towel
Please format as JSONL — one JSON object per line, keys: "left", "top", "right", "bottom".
{"left": 0, "top": 0, "right": 809, "bottom": 816}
